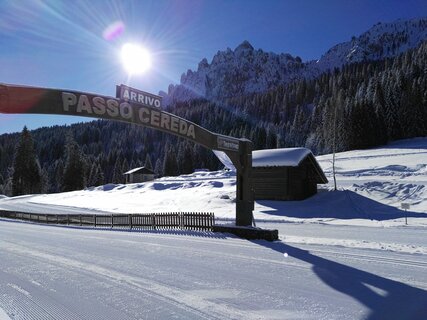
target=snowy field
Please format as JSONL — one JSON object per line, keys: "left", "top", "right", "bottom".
{"left": 1, "top": 137, "right": 426, "bottom": 227}
{"left": 0, "top": 138, "right": 426, "bottom": 319}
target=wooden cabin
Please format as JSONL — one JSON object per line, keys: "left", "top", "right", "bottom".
{"left": 124, "top": 167, "right": 155, "bottom": 184}
{"left": 252, "top": 148, "right": 328, "bottom": 201}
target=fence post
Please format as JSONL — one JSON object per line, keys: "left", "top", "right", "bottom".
{"left": 152, "top": 214, "right": 156, "bottom": 230}
{"left": 80, "top": 215, "right": 82, "bottom": 226}
{"left": 94, "top": 214, "right": 96, "bottom": 228}
{"left": 66, "top": 214, "right": 69, "bottom": 225}
{"left": 111, "top": 214, "right": 114, "bottom": 229}
{"left": 182, "top": 213, "right": 185, "bottom": 230}
{"left": 192, "top": 212, "right": 195, "bottom": 230}
{"left": 188, "top": 212, "right": 194, "bottom": 230}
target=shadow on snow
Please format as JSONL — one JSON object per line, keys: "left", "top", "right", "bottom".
{"left": 257, "top": 190, "right": 425, "bottom": 221}
{"left": 254, "top": 240, "right": 427, "bottom": 320}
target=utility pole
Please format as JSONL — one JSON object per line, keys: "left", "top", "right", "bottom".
{"left": 332, "top": 103, "right": 338, "bottom": 191}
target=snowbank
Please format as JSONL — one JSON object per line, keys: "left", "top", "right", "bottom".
{"left": 317, "top": 137, "right": 427, "bottom": 213}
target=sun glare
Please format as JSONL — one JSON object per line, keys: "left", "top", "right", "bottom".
{"left": 120, "top": 43, "right": 151, "bottom": 75}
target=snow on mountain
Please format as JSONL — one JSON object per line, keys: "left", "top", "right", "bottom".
{"left": 313, "top": 17, "right": 427, "bottom": 72}
{"left": 161, "top": 40, "right": 309, "bottom": 104}
{"left": 2, "top": 137, "right": 425, "bottom": 228}
{"left": 162, "top": 17, "right": 427, "bottom": 104}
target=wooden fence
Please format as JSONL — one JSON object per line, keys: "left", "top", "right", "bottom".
{"left": 0, "top": 210, "right": 215, "bottom": 231}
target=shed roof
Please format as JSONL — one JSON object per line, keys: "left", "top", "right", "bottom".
{"left": 252, "top": 148, "right": 311, "bottom": 167}
{"left": 252, "top": 148, "right": 328, "bottom": 184}
{"left": 124, "top": 167, "right": 155, "bottom": 175}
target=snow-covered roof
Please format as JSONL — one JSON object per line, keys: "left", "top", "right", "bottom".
{"left": 252, "top": 148, "right": 311, "bottom": 167}
{"left": 124, "top": 167, "right": 154, "bottom": 175}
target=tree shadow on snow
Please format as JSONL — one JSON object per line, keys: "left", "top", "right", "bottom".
{"left": 257, "top": 190, "right": 425, "bottom": 221}
{"left": 254, "top": 240, "right": 427, "bottom": 320}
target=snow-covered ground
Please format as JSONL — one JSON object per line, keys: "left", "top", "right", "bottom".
{"left": 1, "top": 137, "right": 425, "bottom": 227}
{"left": 317, "top": 137, "right": 427, "bottom": 213}
{"left": 0, "top": 219, "right": 426, "bottom": 320}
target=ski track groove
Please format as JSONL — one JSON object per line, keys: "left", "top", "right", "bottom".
{"left": 2, "top": 222, "right": 426, "bottom": 270}
{"left": 0, "top": 269, "right": 115, "bottom": 320}
{"left": 54, "top": 231, "right": 427, "bottom": 270}
{"left": 308, "top": 248, "right": 427, "bottom": 269}
{"left": 0, "top": 240, "right": 249, "bottom": 320}
{"left": 0, "top": 227, "right": 310, "bottom": 272}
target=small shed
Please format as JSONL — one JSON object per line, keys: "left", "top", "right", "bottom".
{"left": 252, "top": 148, "right": 328, "bottom": 201}
{"left": 124, "top": 167, "right": 155, "bottom": 184}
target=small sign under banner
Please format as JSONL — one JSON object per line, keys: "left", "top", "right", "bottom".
{"left": 401, "top": 203, "right": 410, "bottom": 210}
{"left": 117, "top": 84, "right": 162, "bottom": 108}
{"left": 217, "top": 136, "right": 240, "bottom": 151}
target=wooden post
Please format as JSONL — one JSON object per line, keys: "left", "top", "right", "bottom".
{"left": 235, "top": 140, "right": 254, "bottom": 226}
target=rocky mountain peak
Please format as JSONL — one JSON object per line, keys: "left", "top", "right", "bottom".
{"left": 235, "top": 40, "right": 254, "bottom": 53}
{"left": 162, "top": 17, "right": 427, "bottom": 106}
{"left": 198, "top": 58, "right": 209, "bottom": 71}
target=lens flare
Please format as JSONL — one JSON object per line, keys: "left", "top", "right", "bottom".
{"left": 103, "top": 20, "right": 125, "bottom": 41}
{"left": 121, "top": 43, "right": 151, "bottom": 75}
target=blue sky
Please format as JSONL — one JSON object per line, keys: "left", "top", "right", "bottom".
{"left": 1, "top": 0, "right": 427, "bottom": 134}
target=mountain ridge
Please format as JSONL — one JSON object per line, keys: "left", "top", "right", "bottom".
{"left": 161, "top": 16, "right": 427, "bottom": 105}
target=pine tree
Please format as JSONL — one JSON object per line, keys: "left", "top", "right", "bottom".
{"left": 88, "top": 162, "right": 105, "bottom": 187}
{"left": 0, "top": 173, "right": 4, "bottom": 195}
{"left": 144, "top": 154, "right": 153, "bottom": 170}
{"left": 154, "top": 158, "right": 163, "bottom": 177}
{"left": 40, "top": 167, "right": 49, "bottom": 193}
{"left": 121, "top": 158, "right": 129, "bottom": 176}
{"left": 95, "top": 164, "right": 105, "bottom": 186}
{"left": 177, "top": 142, "right": 194, "bottom": 174}
{"left": 88, "top": 163, "right": 98, "bottom": 187}
{"left": 55, "top": 159, "right": 64, "bottom": 192}
{"left": 163, "top": 143, "right": 179, "bottom": 177}
{"left": 63, "top": 132, "right": 86, "bottom": 191}
{"left": 112, "top": 158, "right": 124, "bottom": 184}
{"left": 3, "top": 171, "right": 12, "bottom": 196}
{"left": 12, "top": 127, "right": 42, "bottom": 196}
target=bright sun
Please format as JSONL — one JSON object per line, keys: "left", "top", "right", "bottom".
{"left": 120, "top": 43, "right": 151, "bottom": 75}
